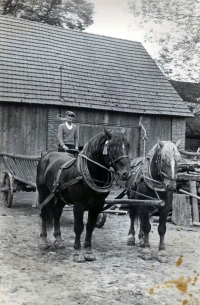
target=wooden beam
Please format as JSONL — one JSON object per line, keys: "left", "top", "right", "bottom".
{"left": 105, "top": 199, "right": 165, "bottom": 207}
{"left": 179, "top": 189, "right": 200, "bottom": 201}
{"left": 189, "top": 181, "right": 200, "bottom": 222}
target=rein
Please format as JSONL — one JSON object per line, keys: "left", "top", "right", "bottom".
{"left": 79, "top": 153, "right": 113, "bottom": 173}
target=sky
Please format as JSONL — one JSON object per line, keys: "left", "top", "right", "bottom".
{"left": 86, "top": 0, "right": 143, "bottom": 42}
{"left": 85, "top": 0, "right": 199, "bottom": 82}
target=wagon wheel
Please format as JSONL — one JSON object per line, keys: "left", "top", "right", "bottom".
{"left": 2, "top": 172, "right": 13, "bottom": 208}
{"left": 95, "top": 212, "right": 107, "bottom": 228}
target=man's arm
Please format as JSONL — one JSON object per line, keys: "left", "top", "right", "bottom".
{"left": 57, "top": 124, "right": 65, "bottom": 148}
{"left": 74, "top": 125, "right": 79, "bottom": 149}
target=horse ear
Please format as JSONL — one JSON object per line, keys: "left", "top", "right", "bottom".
{"left": 104, "top": 127, "right": 112, "bottom": 139}
{"left": 158, "top": 141, "right": 164, "bottom": 148}
{"left": 175, "top": 139, "right": 182, "bottom": 149}
{"left": 121, "top": 127, "right": 126, "bottom": 135}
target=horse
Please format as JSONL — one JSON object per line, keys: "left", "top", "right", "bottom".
{"left": 126, "top": 140, "right": 181, "bottom": 262}
{"left": 36, "top": 128, "right": 132, "bottom": 262}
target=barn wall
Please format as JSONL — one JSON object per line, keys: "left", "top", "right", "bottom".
{"left": 47, "top": 108, "right": 186, "bottom": 157}
{"left": 0, "top": 103, "right": 187, "bottom": 159}
{"left": 172, "top": 117, "right": 186, "bottom": 149}
{"left": 47, "top": 107, "right": 141, "bottom": 159}
{"left": 0, "top": 103, "right": 48, "bottom": 155}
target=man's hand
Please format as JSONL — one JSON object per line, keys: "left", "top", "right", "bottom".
{"left": 63, "top": 145, "right": 68, "bottom": 151}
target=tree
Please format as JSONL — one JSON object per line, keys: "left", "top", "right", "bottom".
{"left": 0, "top": 0, "right": 94, "bottom": 30}
{"left": 127, "top": 0, "right": 200, "bottom": 82}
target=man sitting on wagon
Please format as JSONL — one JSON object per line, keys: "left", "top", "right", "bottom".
{"left": 57, "top": 111, "right": 79, "bottom": 152}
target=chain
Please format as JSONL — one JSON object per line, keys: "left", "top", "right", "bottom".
{"left": 130, "top": 189, "right": 158, "bottom": 201}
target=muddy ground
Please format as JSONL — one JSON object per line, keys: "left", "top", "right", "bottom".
{"left": 0, "top": 191, "right": 200, "bottom": 305}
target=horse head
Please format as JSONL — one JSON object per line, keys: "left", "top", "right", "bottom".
{"left": 155, "top": 139, "right": 181, "bottom": 191}
{"left": 102, "top": 128, "right": 132, "bottom": 181}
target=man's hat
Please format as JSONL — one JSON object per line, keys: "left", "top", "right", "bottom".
{"left": 66, "top": 111, "right": 75, "bottom": 117}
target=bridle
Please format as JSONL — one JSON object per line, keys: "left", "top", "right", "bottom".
{"left": 155, "top": 153, "right": 178, "bottom": 181}
{"left": 103, "top": 140, "right": 130, "bottom": 171}
{"left": 109, "top": 154, "right": 130, "bottom": 168}
{"left": 79, "top": 140, "right": 130, "bottom": 174}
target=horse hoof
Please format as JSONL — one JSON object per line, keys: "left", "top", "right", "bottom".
{"left": 127, "top": 235, "right": 135, "bottom": 246}
{"left": 83, "top": 250, "right": 96, "bottom": 261}
{"left": 38, "top": 240, "right": 49, "bottom": 250}
{"left": 139, "top": 242, "right": 145, "bottom": 248}
{"left": 157, "top": 250, "right": 168, "bottom": 263}
{"left": 54, "top": 241, "right": 65, "bottom": 249}
{"left": 141, "top": 248, "right": 152, "bottom": 260}
{"left": 73, "top": 251, "right": 85, "bottom": 263}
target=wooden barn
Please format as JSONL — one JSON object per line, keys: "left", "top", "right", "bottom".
{"left": 170, "top": 80, "right": 200, "bottom": 152}
{"left": 0, "top": 15, "right": 193, "bottom": 159}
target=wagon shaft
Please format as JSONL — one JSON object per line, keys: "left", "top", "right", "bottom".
{"left": 105, "top": 199, "right": 165, "bottom": 207}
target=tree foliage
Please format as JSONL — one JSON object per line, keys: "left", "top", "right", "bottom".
{"left": 0, "top": 0, "right": 94, "bottom": 30}
{"left": 128, "top": 0, "right": 200, "bottom": 81}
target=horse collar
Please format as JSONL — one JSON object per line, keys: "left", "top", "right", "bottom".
{"left": 142, "top": 154, "right": 166, "bottom": 192}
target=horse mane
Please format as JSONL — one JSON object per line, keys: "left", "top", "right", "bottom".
{"left": 83, "top": 130, "right": 130, "bottom": 159}
{"left": 150, "top": 141, "right": 180, "bottom": 162}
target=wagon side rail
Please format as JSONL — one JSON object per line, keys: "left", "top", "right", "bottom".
{"left": 0, "top": 153, "right": 41, "bottom": 188}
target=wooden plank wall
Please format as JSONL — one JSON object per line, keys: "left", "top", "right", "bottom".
{"left": 59, "top": 108, "right": 140, "bottom": 159}
{"left": 0, "top": 103, "right": 48, "bottom": 155}
{"left": 149, "top": 116, "right": 172, "bottom": 150}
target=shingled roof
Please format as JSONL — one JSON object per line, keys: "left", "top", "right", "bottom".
{"left": 0, "top": 15, "right": 192, "bottom": 117}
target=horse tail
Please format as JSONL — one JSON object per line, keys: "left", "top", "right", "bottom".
{"left": 40, "top": 201, "right": 55, "bottom": 229}
{"left": 37, "top": 153, "right": 55, "bottom": 229}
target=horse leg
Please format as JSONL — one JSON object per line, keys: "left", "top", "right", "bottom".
{"left": 83, "top": 208, "right": 102, "bottom": 261}
{"left": 73, "top": 204, "right": 85, "bottom": 263}
{"left": 38, "top": 217, "right": 48, "bottom": 250}
{"left": 53, "top": 201, "right": 65, "bottom": 249}
{"left": 138, "top": 221, "right": 144, "bottom": 246}
{"left": 127, "top": 206, "right": 138, "bottom": 246}
{"left": 38, "top": 191, "right": 53, "bottom": 250}
{"left": 139, "top": 207, "right": 152, "bottom": 260}
{"left": 157, "top": 192, "right": 172, "bottom": 263}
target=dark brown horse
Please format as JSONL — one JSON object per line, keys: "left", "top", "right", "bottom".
{"left": 36, "top": 128, "right": 131, "bottom": 262}
{"left": 126, "top": 140, "right": 181, "bottom": 262}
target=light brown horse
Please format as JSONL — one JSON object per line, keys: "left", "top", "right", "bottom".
{"left": 126, "top": 140, "right": 181, "bottom": 262}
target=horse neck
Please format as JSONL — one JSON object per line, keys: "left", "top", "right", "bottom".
{"left": 149, "top": 149, "right": 162, "bottom": 182}
{"left": 82, "top": 139, "right": 109, "bottom": 180}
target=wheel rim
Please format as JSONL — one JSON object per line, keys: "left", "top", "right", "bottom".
{"left": 3, "top": 173, "right": 13, "bottom": 208}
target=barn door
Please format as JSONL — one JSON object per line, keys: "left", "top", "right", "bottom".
{"left": 0, "top": 104, "right": 47, "bottom": 155}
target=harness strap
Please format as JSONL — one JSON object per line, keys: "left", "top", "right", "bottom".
{"left": 39, "top": 192, "right": 55, "bottom": 210}
{"left": 39, "top": 158, "right": 77, "bottom": 210}
{"left": 110, "top": 155, "right": 129, "bottom": 165}
{"left": 58, "top": 176, "right": 83, "bottom": 192}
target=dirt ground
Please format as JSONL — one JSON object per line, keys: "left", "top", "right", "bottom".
{"left": 0, "top": 190, "right": 200, "bottom": 305}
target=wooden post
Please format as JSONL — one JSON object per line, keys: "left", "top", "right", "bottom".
{"left": 189, "top": 180, "right": 200, "bottom": 222}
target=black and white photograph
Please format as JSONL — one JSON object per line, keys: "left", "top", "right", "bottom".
{"left": 0, "top": 0, "right": 200, "bottom": 304}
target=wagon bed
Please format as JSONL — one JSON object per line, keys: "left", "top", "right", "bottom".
{"left": 0, "top": 153, "right": 40, "bottom": 207}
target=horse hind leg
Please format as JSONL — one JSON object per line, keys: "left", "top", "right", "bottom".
{"left": 38, "top": 192, "right": 54, "bottom": 250}
{"left": 53, "top": 200, "right": 65, "bottom": 249}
